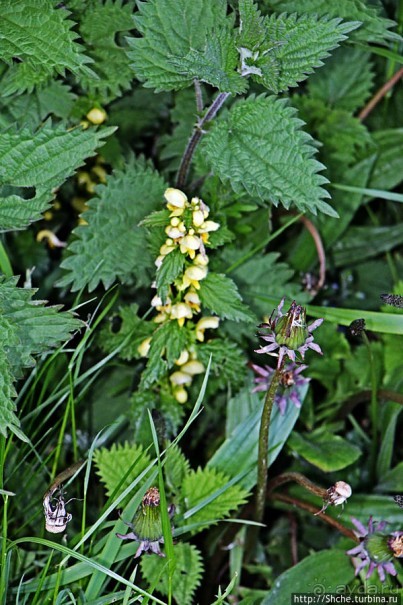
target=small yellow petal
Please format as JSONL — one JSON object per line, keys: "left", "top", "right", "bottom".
{"left": 181, "top": 360, "right": 204, "bottom": 375}
{"left": 175, "top": 350, "right": 190, "bottom": 366}
{"left": 138, "top": 337, "right": 151, "bottom": 357}
{"left": 198, "top": 220, "right": 220, "bottom": 233}
{"left": 185, "top": 265, "right": 208, "bottom": 281}
{"left": 170, "top": 371, "right": 192, "bottom": 386}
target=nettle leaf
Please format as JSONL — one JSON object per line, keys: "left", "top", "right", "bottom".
{"left": 58, "top": 157, "right": 167, "bottom": 292}
{"left": 0, "top": 276, "right": 82, "bottom": 439}
{"left": 127, "top": 0, "right": 229, "bottom": 91}
{"left": 196, "top": 338, "right": 247, "bottom": 392}
{"left": 141, "top": 321, "right": 188, "bottom": 388}
{"left": 93, "top": 442, "right": 152, "bottom": 507}
{"left": 79, "top": 0, "right": 136, "bottom": 101}
{"left": 369, "top": 129, "right": 403, "bottom": 192}
{"left": 307, "top": 47, "right": 374, "bottom": 113}
{"left": 98, "top": 304, "right": 155, "bottom": 361}
{"left": 141, "top": 543, "right": 204, "bottom": 605}
{"left": 183, "top": 466, "right": 249, "bottom": 532}
{"left": 198, "top": 272, "right": 255, "bottom": 323}
{"left": 0, "top": 123, "right": 115, "bottom": 231}
{"left": 0, "top": 0, "right": 93, "bottom": 96}
{"left": 288, "top": 430, "right": 361, "bottom": 472}
{"left": 238, "top": 0, "right": 267, "bottom": 50}
{"left": 265, "top": 0, "right": 399, "bottom": 44}
{"left": 202, "top": 95, "right": 335, "bottom": 216}
{"left": 156, "top": 248, "right": 186, "bottom": 303}
{"left": 170, "top": 26, "right": 247, "bottom": 94}
{"left": 252, "top": 14, "right": 359, "bottom": 93}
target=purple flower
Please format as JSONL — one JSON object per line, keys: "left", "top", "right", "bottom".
{"left": 251, "top": 362, "right": 310, "bottom": 415}
{"left": 255, "top": 298, "right": 323, "bottom": 368}
{"left": 346, "top": 517, "right": 399, "bottom": 582}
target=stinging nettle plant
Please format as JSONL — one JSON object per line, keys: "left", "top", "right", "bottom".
{"left": 0, "top": 0, "right": 402, "bottom": 604}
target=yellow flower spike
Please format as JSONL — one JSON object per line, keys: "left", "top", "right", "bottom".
{"left": 196, "top": 316, "right": 220, "bottom": 341}
{"left": 36, "top": 230, "right": 67, "bottom": 249}
{"left": 192, "top": 209, "right": 205, "bottom": 227}
{"left": 175, "top": 350, "right": 190, "bottom": 366}
{"left": 173, "top": 387, "right": 188, "bottom": 404}
{"left": 86, "top": 107, "right": 107, "bottom": 125}
{"left": 138, "top": 337, "right": 152, "bottom": 357}
{"left": 181, "top": 360, "right": 205, "bottom": 375}
{"left": 198, "top": 220, "right": 220, "bottom": 233}
{"left": 164, "top": 188, "right": 188, "bottom": 210}
{"left": 179, "top": 234, "right": 201, "bottom": 258}
{"left": 169, "top": 371, "right": 192, "bottom": 386}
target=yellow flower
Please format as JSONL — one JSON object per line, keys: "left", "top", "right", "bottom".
{"left": 169, "top": 371, "right": 192, "bottom": 386}
{"left": 179, "top": 234, "right": 202, "bottom": 259}
{"left": 173, "top": 386, "right": 188, "bottom": 404}
{"left": 196, "top": 316, "right": 220, "bottom": 341}
{"left": 164, "top": 188, "right": 187, "bottom": 211}
{"left": 184, "top": 289, "right": 201, "bottom": 312}
{"left": 170, "top": 302, "right": 193, "bottom": 326}
{"left": 192, "top": 209, "right": 205, "bottom": 227}
{"left": 165, "top": 225, "right": 184, "bottom": 239}
{"left": 175, "top": 350, "right": 190, "bottom": 366}
{"left": 198, "top": 220, "right": 220, "bottom": 233}
{"left": 180, "top": 264, "right": 208, "bottom": 290}
{"left": 86, "top": 107, "right": 107, "bottom": 124}
{"left": 138, "top": 337, "right": 152, "bottom": 357}
{"left": 181, "top": 360, "right": 205, "bottom": 375}
{"left": 36, "top": 230, "right": 67, "bottom": 249}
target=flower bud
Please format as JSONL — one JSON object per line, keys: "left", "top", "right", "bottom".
{"left": 275, "top": 301, "right": 309, "bottom": 350}
{"left": 181, "top": 360, "right": 205, "bottom": 375}
{"left": 86, "top": 107, "right": 107, "bottom": 124}
{"left": 138, "top": 337, "right": 151, "bottom": 358}
{"left": 169, "top": 371, "right": 192, "bottom": 386}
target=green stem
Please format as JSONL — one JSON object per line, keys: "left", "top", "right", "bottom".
{"left": 362, "top": 331, "right": 378, "bottom": 481}
{"left": 255, "top": 366, "right": 282, "bottom": 523}
{"left": 1, "top": 493, "right": 8, "bottom": 605}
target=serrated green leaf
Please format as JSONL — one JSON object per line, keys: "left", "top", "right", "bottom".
{"left": 0, "top": 276, "right": 82, "bottom": 439}
{"left": 127, "top": 0, "right": 229, "bottom": 91}
{"left": 196, "top": 338, "right": 247, "bottom": 392}
{"left": 183, "top": 466, "right": 248, "bottom": 531}
{"left": 238, "top": 0, "right": 267, "bottom": 50}
{"left": 265, "top": 0, "right": 399, "bottom": 44}
{"left": 202, "top": 95, "right": 335, "bottom": 216}
{"left": 98, "top": 304, "right": 155, "bottom": 361}
{"left": 0, "top": 0, "right": 93, "bottom": 96}
{"left": 79, "top": 0, "right": 136, "bottom": 101}
{"left": 93, "top": 442, "right": 152, "bottom": 507}
{"left": 58, "top": 157, "right": 167, "bottom": 291}
{"left": 0, "top": 123, "right": 115, "bottom": 231}
{"left": 156, "top": 248, "right": 186, "bottom": 303}
{"left": 198, "top": 272, "right": 255, "bottom": 323}
{"left": 253, "top": 14, "right": 359, "bottom": 93}
{"left": 141, "top": 543, "right": 204, "bottom": 605}
{"left": 261, "top": 550, "right": 355, "bottom": 605}
{"left": 333, "top": 223, "right": 403, "bottom": 267}
{"left": 141, "top": 321, "right": 188, "bottom": 388}
{"left": 288, "top": 430, "right": 361, "bottom": 471}
{"left": 307, "top": 47, "right": 374, "bottom": 112}
{"left": 159, "top": 89, "right": 198, "bottom": 172}
{"left": 170, "top": 26, "right": 247, "bottom": 94}
{"left": 369, "top": 129, "right": 403, "bottom": 192}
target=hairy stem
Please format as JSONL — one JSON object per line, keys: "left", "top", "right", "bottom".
{"left": 358, "top": 67, "right": 403, "bottom": 121}
{"left": 255, "top": 366, "right": 282, "bottom": 523}
{"left": 176, "top": 92, "right": 231, "bottom": 189}
{"left": 267, "top": 471, "right": 328, "bottom": 500}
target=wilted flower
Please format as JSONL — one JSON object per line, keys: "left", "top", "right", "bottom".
{"left": 36, "top": 230, "right": 67, "bottom": 249}
{"left": 116, "top": 487, "right": 174, "bottom": 558}
{"left": 251, "top": 362, "right": 309, "bottom": 415}
{"left": 315, "top": 481, "right": 352, "bottom": 515}
{"left": 346, "top": 517, "right": 400, "bottom": 582}
{"left": 255, "top": 298, "right": 323, "bottom": 368}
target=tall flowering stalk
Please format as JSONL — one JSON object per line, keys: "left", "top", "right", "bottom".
{"left": 254, "top": 299, "right": 323, "bottom": 523}
{"left": 138, "top": 187, "right": 220, "bottom": 403}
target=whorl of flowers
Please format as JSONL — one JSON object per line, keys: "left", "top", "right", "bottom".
{"left": 138, "top": 188, "right": 220, "bottom": 403}
{"left": 251, "top": 362, "right": 310, "bottom": 415}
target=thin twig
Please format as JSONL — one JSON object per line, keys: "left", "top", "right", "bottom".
{"left": 358, "top": 67, "right": 403, "bottom": 121}
{"left": 270, "top": 493, "right": 359, "bottom": 543}
{"left": 176, "top": 92, "right": 231, "bottom": 189}
{"left": 267, "top": 471, "right": 328, "bottom": 500}
{"left": 299, "top": 215, "right": 326, "bottom": 294}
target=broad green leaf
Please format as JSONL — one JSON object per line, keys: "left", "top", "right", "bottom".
{"left": 307, "top": 47, "right": 374, "bottom": 112}
{"left": 127, "top": 0, "right": 229, "bottom": 91}
{"left": 376, "top": 462, "right": 403, "bottom": 493}
{"left": 254, "top": 14, "right": 359, "bottom": 93}
{"left": 376, "top": 403, "right": 402, "bottom": 479}
{"left": 79, "top": 0, "right": 136, "bottom": 101}
{"left": 288, "top": 430, "right": 361, "bottom": 471}
{"left": 261, "top": 550, "right": 355, "bottom": 605}
{"left": 238, "top": 0, "right": 267, "bottom": 50}
{"left": 333, "top": 223, "right": 403, "bottom": 267}
{"left": 202, "top": 95, "right": 335, "bottom": 216}
{"left": 369, "top": 129, "right": 403, "bottom": 193}
{"left": 198, "top": 272, "right": 255, "bottom": 323}
{"left": 140, "top": 320, "right": 188, "bottom": 388}
{"left": 265, "top": 0, "right": 399, "bottom": 44}
{"left": 141, "top": 543, "right": 204, "bottom": 605}
{"left": 156, "top": 248, "right": 186, "bottom": 303}
{"left": 0, "top": 0, "right": 93, "bottom": 96}
{"left": 58, "top": 157, "right": 167, "bottom": 291}
{"left": 208, "top": 380, "right": 308, "bottom": 490}
{"left": 0, "top": 276, "right": 82, "bottom": 439}
{"left": 0, "top": 124, "right": 115, "bottom": 230}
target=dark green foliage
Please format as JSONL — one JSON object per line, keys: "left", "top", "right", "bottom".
{"left": 198, "top": 272, "right": 255, "bottom": 322}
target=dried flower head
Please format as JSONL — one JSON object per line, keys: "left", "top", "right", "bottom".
{"left": 116, "top": 487, "right": 175, "bottom": 558}
{"left": 251, "top": 362, "right": 310, "bottom": 415}
{"left": 315, "top": 481, "right": 352, "bottom": 515}
{"left": 346, "top": 517, "right": 400, "bottom": 582}
{"left": 255, "top": 298, "right": 323, "bottom": 368}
